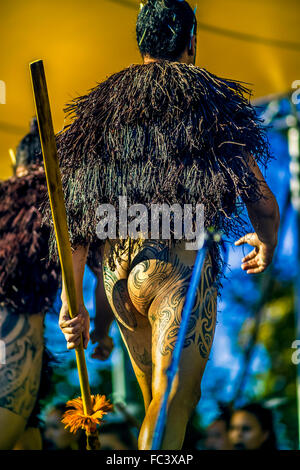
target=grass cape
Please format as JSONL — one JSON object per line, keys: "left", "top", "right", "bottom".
{"left": 0, "top": 166, "right": 60, "bottom": 313}
{"left": 43, "top": 60, "right": 272, "bottom": 289}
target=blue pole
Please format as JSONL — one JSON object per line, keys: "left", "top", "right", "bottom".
{"left": 151, "top": 240, "right": 210, "bottom": 450}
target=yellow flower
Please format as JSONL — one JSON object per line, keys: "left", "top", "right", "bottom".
{"left": 62, "top": 394, "right": 113, "bottom": 434}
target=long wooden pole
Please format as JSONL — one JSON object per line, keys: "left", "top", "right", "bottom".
{"left": 29, "top": 60, "right": 93, "bottom": 417}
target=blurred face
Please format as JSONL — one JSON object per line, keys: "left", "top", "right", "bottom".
{"left": 204, "top": 420, "right": 232, "bottom": 450}
{"left": 228, "top": 411, "right": 269, "bottom": 450}
{"left": 44, "top": 410, "right": 77, "bottom": 450}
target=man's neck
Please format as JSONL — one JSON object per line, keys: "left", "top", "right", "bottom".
{"left": 143, "top": 53, "right": 194, "bottom": 66}
{"left": 143, "top": 56, "right": 162, "bottom": 64}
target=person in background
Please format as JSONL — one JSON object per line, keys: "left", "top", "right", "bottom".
{"left": 204, "top": 406, "right": 233, "bottom": 450}
{"left": 228, "top": 403, "right": 278, "bottom": 450}
{"left": 15, "top": 117, "right": 41, "bottom": 177}
{"left": 0, "top": 156, "right": 59, "bottom": 449}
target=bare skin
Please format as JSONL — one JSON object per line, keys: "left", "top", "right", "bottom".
{"left": 13, "top": 427, "right": 43, "bottom": 450}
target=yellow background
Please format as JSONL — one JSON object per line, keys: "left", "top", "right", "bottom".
{"left": 0, "top": 0, "right": 299, "bottom": 179}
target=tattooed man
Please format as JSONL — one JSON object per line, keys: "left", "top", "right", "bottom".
{"left": 48, "top": 0, "right": 280, "bottom": 449}
{"left": 0, "top": 159, "right": 59, "bottom": 449}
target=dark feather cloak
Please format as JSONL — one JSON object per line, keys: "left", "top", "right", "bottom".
{"left": 0, "top": 166, "right": 60, "bottom": 314}
{"left": 43, "top": 60, "right": 272, "bottom": 287}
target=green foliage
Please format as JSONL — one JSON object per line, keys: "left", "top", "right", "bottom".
{"left": 237, "top": 276, "right": 298, "bottom": 449}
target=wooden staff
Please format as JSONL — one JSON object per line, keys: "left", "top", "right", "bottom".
{"left": 29, "top": 60, "right": 99, "bottom": 449}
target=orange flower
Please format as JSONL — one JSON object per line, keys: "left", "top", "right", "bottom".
{"left": 62, "top": 394, "right": 113, "bottom": 434}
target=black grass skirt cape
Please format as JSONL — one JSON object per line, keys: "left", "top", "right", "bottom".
{"left": 0, "top": 166, "right": 60, "bottom": 314}
{"left": 43, "top": 60, "right": 272, "bottom": 289}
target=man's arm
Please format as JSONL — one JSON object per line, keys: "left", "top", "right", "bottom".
{"left": 59, "top": 245, "right": 90, "bottom": 349}
{"left": 235, "top": 154, "right": 280, "bottom": 274}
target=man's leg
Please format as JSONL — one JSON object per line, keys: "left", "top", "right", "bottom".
{"left": 0, "top": 408, "right": 26, "bottom": 449}
{"left": 102, "top": 251, "right": 153, "bottom": 412}
{"left": 128, "top": 253, "right": 217, "bottom": 450}
{"left": 13, "top": 427, "right": 42, "bottom": 450}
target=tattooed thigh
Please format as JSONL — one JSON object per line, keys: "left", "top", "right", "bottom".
{"left": 133, "top": 252, "right": 217, "bottom": 360}
{"left": 0, "top": 308, "right": 44, "bottom": 420}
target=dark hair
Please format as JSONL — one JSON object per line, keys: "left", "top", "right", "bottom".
{"left": 216, "top": 403, "right": 233, "bottom": 431}
{"left": 234, "top": 403, "right": 278, "bottom": 450}
{"left": 136, "top": 0, "right": 197, "bottom": 61}
{"left": 15, "top": 116, "right": 42, "bottom": 168}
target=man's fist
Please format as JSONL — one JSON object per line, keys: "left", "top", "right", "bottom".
{"left": 59, "top": 303, "right": 90, "bottom": 350}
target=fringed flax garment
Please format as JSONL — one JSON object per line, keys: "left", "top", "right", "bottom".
{"left": 43, "top": 60, "right": 272, "bottom": 290}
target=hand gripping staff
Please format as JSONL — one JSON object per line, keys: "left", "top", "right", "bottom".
{"left": 30, "top": 60, "right": 112, "bottom": 450}
{"left": 151, "top": 230, "right": 221, "bottom": 450}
